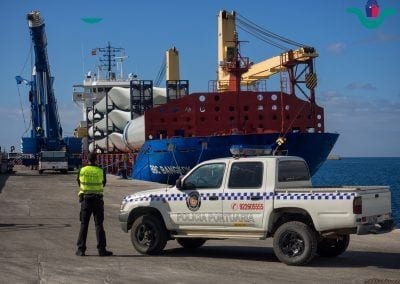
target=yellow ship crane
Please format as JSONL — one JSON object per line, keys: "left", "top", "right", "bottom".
{"left": 241, "top": 47, "right": 318, "bottom": 85}
{"left": 217, "top": 10, "right": 319, "bottom": 103}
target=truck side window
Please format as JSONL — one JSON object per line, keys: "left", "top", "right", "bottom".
{"left": 183, "top": 163, "right": 225, "bottom": 189}
{"left": 278, "top": 160, "right": 310, "bottom": 182}
{"left": 228, "top": 162, "right": 263, "bottom": 188}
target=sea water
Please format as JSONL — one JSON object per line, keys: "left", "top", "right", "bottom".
{"left": 312, "top": 157, "right": 400, "bottom": 228}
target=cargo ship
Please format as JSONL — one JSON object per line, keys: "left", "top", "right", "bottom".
{"left": 73, "top": 10, "right": 339, "bottom": 184}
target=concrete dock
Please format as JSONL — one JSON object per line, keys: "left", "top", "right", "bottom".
{"left": 0, "top": 166, "right": 399, "bottom": 283}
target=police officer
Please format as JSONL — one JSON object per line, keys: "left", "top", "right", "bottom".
{"left": 76, "top": 152, "right": 113, "bottom": 256}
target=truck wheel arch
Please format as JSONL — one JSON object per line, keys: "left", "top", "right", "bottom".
{"left": 269, "top": 208, "right": 316, "bottom": 235}
{"left": 127, "top": 207, "right": 167, "bottom": 232}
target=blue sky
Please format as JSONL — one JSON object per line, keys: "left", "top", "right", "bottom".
{"left": 0, "top": 0, "right": 399, "bottom": 157}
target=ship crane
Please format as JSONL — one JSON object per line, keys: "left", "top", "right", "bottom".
{"left": 217, "top": 10, "right": 319, "bottom": 104}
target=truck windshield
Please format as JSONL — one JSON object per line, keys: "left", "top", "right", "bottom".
{"left": 183, "top": 163, "right": 225, "bottom": 189}
{"left": 40, "top": 151, "right": 67, "bottom": 162}
{"left": 278, "top": 160, "right": 310, "bottom": 182}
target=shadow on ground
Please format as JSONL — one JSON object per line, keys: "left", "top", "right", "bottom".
{"left": 0, "top": 223, "right": 71, "bottom": 232}
{"left": 154, "top": 245, "right": 400, "bottom": 269}
{"left": 0, "top": 173, "right": 10, "bottom": 194}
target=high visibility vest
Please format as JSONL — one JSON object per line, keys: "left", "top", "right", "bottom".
{"left": 78, "top": 165, "right": 104, "bottom": 196}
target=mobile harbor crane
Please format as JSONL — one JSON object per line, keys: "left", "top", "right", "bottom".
{"left": 16, "top": 11, "right": 81, "bottom": 173}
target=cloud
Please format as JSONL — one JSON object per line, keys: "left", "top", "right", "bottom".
{"left": 58, "top": 103, "right": 82, "bottom": 136}
{"left": 346, "top": 82, "right": 378, "bottom": 91}
{"left": 325, "top": 95, "right": 400, "bottom": 126}
{"left": 0, "top": 102, "right": 81, "bottom": 150}
{"left": 0, "top": 106, "right": 31, "bottom": 150}
{"left": 326, "top": 42, "right": 347, "bottom": 54}
{"left": 320, "top": 90, "right": 400, "bottom": 118}
{"left": 351, "top": 31, "right": 400, "bottom": 45}
{"left": 375, "top": 31, "right": 400, "bottom": 42}
{"left": 319, "top": 90, "right": 400, "bottom": 156}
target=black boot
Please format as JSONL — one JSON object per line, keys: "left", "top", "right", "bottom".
{"left": 75, "top": 249, "right": 85, "bottom": 256}
{"left": 98, "top": 249, "right": 113, "bottom": 256}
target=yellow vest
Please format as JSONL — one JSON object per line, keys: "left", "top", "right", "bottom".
{"left": 78, "top": 165, "right": 104, "bottom": 196}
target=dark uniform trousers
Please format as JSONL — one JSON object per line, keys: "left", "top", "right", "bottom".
{"left": 76, "top": 194, "right": 107, "bottom": 252}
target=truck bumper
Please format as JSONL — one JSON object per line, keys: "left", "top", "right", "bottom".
{"left": 119, "top": 212, "right": 130, "bottom": 233}
{"left": 357, "top": 219, "right": 395, "bottom": 235}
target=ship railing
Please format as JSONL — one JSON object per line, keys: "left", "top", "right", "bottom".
{"left": 83, "top": 77, "right": 130, "bottom": 84}
{"left": 208, "top": 80, "right": 268, "bottom": 92}
{"left": 88, "top": 153, "right": 137, "bottom": 178}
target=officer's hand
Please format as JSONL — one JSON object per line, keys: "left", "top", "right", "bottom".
{"left": 79, "top": 195, "right": 84, "bottom": 203}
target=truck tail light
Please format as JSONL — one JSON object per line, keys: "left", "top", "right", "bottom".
{"left": 353, "top": 196, "right": 362, "bottom": 214}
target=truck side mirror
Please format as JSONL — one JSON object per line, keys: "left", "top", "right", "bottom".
{"left": 176, "top": 176, "right": 195, "bottom": 190}
{"left": 175, "top": 177, "right": 183, "bottom": 189}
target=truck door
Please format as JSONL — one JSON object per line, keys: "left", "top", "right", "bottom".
{"left": 222, "top": 161, "right": 267, "bottom": 230}
{"left": 168, "top": 162, "right": 225, "bottom": 229}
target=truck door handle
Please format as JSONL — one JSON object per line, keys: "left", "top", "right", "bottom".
{"left": 209, "top": 196, "right": 219, "bottom": 200}
{"left": 250, "top": 196, "right": 262, "bottom": 200}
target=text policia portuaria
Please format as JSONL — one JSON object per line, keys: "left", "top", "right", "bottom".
{"left": 176, "top": 213, "right": 255, "bottom": 224}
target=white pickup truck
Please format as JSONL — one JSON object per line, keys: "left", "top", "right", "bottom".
{"left": 119, "top": 155, "right": 395, "bottom": 265}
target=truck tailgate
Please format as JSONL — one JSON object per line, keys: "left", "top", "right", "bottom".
{"left": 355, "top": 186, "right": 392, "bottom": 217}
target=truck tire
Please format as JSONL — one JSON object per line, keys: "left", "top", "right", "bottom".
{"left": 273, "top": 221, "right": 317, "bottom": 266}
{"left": 131, "top": 214, "right": 167, "bottom": 255}
{"left": 177, "top": 238, "right": 206, "bottom": 249}
{"left": 317, "top": 235, "right": 350, "bottom": 257}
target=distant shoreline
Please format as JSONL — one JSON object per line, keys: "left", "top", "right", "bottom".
{"left": 327, "top": 156, "right": 400, "bottom": 159}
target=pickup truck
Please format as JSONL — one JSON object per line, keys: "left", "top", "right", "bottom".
{"left": 119, "top": 155, "right": 395, "bottom": 265}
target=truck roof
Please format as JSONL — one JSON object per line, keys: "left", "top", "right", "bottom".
{"left": 199, "top": 155, "right": 306, "bottom": 164}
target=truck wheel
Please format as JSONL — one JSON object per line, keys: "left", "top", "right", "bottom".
{"left": 131, "top": 215, "right": 167, "bottom": 255}
{"left": 317, "top": 235, "right": 350, "bottom": 257}
{"left": 273, "top": 221, "right": 317, "bottom": 266}
{"left": 39, "top": 170, "right": 44, "bottom": 174}
{"left": 177, "top": 238, "right": 206, "bottom": 249}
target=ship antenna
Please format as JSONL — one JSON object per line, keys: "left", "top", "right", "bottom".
{"left": 93, "top": 42, "right": 125, "bottom": 80}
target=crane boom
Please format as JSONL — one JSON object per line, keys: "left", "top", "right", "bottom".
{"left": 18, "top": 11, "right": 82, "bottom": 173}
{"left": 27, "top": 11, "right": 63, "bottom": 148}
{"left": 241, "top": 47, "right": 318, "bottom": 85}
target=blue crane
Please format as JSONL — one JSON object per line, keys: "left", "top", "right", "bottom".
{"left": 17, "top": 11, "right": 81, "bottom": 173}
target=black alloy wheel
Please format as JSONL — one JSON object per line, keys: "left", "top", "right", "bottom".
{"left": 131, "top": 214, "right": 167, "bottom": 255}
{"left": 273, "top": 221, "right": 317, "bottom": 266}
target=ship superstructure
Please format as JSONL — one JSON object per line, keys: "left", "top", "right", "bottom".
{"left": 72, "top": 42, "right": 134, "bottom": 142}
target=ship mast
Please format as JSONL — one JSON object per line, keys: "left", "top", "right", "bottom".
{"left": 217, "top": 10, "right": 250, "bottom": 92}
{"left": 92, "top": 42, "right": 125, "bottom": 80}
{"left": 222, "top": 33, "right": 250, "bottom": 93}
